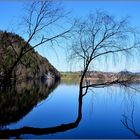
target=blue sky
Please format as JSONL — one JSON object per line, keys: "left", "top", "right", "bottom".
{"left": 0, "top": 1, "right": 140, "bottom": 72}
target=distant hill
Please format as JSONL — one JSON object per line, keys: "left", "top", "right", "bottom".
{"left": 61, "top": 71, "right": 140, "bottom": 83}
{"left": 0, "top": 31, "right": 60, "bottom": 81}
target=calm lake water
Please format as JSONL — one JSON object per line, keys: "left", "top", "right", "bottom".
{"left": 0, "top": 80, "right": 140, "bottom": 139}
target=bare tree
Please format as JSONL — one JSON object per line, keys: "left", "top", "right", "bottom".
{"left": 1, "top": 0, "right": 73, "bottom": 86}
{"left": 68, "top": 10, "right": 140, "bottom": 97}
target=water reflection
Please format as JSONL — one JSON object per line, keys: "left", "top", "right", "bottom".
{"left": 0, "top": 79, "right": 59, "bottom": 130}
{"left": 0, "top": 79, "right": 140, "bottom": 139}
{"left": 121, "top": 102, "right": 140, "bottom": 138}
{"left": 0, "top": 80, "right": 83, "bottom": 139}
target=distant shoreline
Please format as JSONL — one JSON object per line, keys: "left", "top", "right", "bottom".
{"left": 61, "top": 71, "right": 140, "bottom": 83}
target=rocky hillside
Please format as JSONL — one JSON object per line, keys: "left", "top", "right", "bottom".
{"left": 0, "top": 31, "right": 60, "bottom": 81}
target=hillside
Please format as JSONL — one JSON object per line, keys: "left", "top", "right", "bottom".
{"left": 0, "top": 31, "right": 60, "bottom": 81}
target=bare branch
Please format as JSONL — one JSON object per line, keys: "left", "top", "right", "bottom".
{"left": 68, "top": 10, "right": 140, "bottom": 99}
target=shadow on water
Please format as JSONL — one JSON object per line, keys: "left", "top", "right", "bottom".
{"left": 0, "top": 79, "right": 59, "bottom": 134}
{"left": 0, "top": 79, "right": 83, "bottom": 139}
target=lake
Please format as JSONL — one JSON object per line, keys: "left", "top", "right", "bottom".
{"left": 0, "top": 80, "right": 140, "bottom": 139}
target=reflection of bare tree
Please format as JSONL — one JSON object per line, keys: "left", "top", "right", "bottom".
{"left": 0, "top": 80, "right": 83, "bottom": 138}
{"left": 121, "top": 102, "right": 140, "bottom": 138}
{"left": 0, "top": 80, "right": 140, "bottom": 138}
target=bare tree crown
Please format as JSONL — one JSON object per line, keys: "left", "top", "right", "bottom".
{"left": 69, "top": 11, "right": 140, "bottom": 71}
{"left": 68, "top": 10, "right": 140, "bottom": 96}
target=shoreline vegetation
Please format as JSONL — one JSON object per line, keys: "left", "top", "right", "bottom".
{"left": 61, "top": 71, "right": 140, "bottom": 84}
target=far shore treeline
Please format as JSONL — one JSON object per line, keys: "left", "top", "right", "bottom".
{"left": 61, "top": 71, "right": 140, "bottom": 83}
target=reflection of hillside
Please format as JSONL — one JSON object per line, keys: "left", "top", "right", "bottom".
{"left": 0, "top": 80, "right": 59, "bottom": 128}
{"left": 0, "top": 79, "right": 83, "bottom": 139}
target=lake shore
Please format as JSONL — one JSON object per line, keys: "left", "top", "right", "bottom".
{"left": 61, "top": 71, "right": 140, "bottom": 83}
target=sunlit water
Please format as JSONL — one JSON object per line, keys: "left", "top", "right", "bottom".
{"left": 0, "top": 81, "right": 140, "bottom": 139}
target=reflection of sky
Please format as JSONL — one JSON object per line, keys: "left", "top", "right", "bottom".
{"left": 0, "top": 1, "right": 140, "bottom": 72}
{"left": 5, "top": 83, "right": 140, "bottom": 139}
{"left": 7, "top": 84, "right": 79, "bottom": 129}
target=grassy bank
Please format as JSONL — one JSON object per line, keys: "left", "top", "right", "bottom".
{"left": 60, "top": 72, "right": 81, "bottom": 83}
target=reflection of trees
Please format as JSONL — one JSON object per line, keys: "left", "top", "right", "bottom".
{"left": 0, "top": 79, "right": 59, "bottom": 130}
{"left": 0, "top": 81, "right": 83, "bottom": 139}
{"left": 121, "top": 102, "right": 140, "bottom": 138}
{"left": 1, "top": 80, "right": 140, "bottom": 138}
